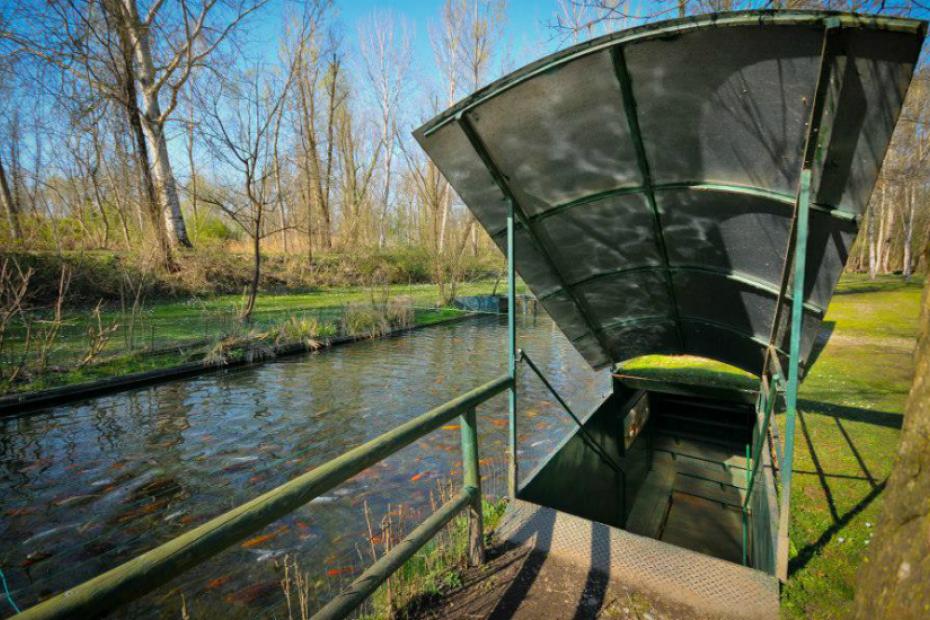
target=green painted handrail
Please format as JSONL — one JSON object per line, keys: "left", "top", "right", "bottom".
{"left": 13, "top": 374, "right": 512, "bottom": 620}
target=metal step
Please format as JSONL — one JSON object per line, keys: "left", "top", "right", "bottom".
{"left": 497, "top": 499, "right": 780, "bottom": 620}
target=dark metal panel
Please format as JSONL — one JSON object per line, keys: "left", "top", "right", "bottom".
{"left": 815, "top": 28, "right": 923, "bottom": 215}
{"left": 538, "top": 290, "right": 594, "bottom": 342}
{"left": 674, "top": 270, "right": 821, "bottom": 351}
{"left": 417, "top": 12, "right": 924, "bottom": 139}
{"left": 577, "top": 269, "right": 674, "bottom": 328}
{"left": 658, "top": 188, "right": 856, "bottom": 311}
{"left": 599, "top": 319, "right": 681, "bottom": 362}
{"left": 626, "top": 25, "right": 823, "bottom": 197}
{"left": 681, "top": 320, "right": 768, "bottom": 376}
{"left": 470, "top": 50, "right": 643, "bottom": 216}
{"left": 416, "top": 121, "right": 506, "bottom": 232}
{"left": 535, "top": 192, "right": 660, "bottom": 284}
{"left": 414, "top": 15, "right": 925, "bottom": 374}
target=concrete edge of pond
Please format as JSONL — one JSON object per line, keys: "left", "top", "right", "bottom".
{"left": 0, "top": 311, "right": 483, "bottom": 418}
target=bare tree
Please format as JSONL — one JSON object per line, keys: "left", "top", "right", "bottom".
{"left": 109, "top": 0, "right": 268, "bottom": 249}
{"left": 199, "top": 20, "right": 305, "bottom": 320}
{"left": 359, "top": 10, "right": 412, "bottom": 250}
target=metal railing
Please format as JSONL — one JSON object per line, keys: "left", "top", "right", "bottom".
{"left": 13, "top": 374, "right": 512, "bottom": 620}
{"left": 519, "top": 349, "right": 623, "bottom": 476}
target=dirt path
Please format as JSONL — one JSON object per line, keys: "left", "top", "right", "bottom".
{"left": 406, "top": 542, "right": 718, "bottom": 620}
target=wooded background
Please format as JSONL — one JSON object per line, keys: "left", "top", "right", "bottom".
{"left": 0, "top": 0, "right": 927, "bottom": 308}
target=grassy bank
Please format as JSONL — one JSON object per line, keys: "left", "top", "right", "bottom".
{"left": 620, "top": 274, "right": 924, "bottom": 618}
{"left": 0, "top": 301, "right": 488, "bottom": 396}
{"left": 1, "top": 249, "right": 503, "bottom": 306}
{"left": 275, "top": 490, "right": 509, "bottom": 620}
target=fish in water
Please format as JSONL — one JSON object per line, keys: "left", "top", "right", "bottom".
{"left": 326, "top": 567, "right": 355, "bottom": 577}
{"left": 529, "top": 440, "right": 549, "bottom": 448}
{"left": 229, "top": 455, "right": 260, "bottom": 463}
{"left": 90, "top": 478, "right": 113, "bottom": 487}
{"left": 224, "top": 580, "right": 280, "bottom": 605}
{"left": 241, "top": 525, "right": 288, "bottom": 549}
{"left": 310, "top": 495, "right": 338, "bottom": 504}
{"left": 441, "top": 424, "right": 460, "bottom": 431}
{"left": 491, "top": 419, "right": 507, "bottom": 428}
{"left": 163, "top": 510, "right": 186, "bottom": 522}
{"left": 5, "top": 506, "right": 37, "bottom": 518}
{"left": 21, "top": 551, "right": 53, "bottom": 569}
{"left": 205, "top": 575, "right": 233, "bottom": 591}
{"left": 249, "top": 548, "right": 288, "bottom": 563}
{"left": 410, "top": 472, "right": 428, "bottom": 482}
{"left": 53, "top": 494, "right": 99, "bottom": 508}
{"left": 110, "top": 498, "right": 170, "bottom": 524}
{"left": 24, "top": 524, "right": 77, "bottom": 546}
{"left": 19, "top": 457, "right": 53, "bottom": 474}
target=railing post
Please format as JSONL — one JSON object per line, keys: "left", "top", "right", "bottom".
{"left": 777, "top": 168, "right": 812, "bottom": 581}
{"left": 507, "top": 197, "right": 518, "bottom": 497}
{"left": 459, "top": 407, "right": 484, "bottom": 566}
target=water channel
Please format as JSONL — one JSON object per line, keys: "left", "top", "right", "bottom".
{"left": 0, "top": 314, "right": 609, "bottom": 618}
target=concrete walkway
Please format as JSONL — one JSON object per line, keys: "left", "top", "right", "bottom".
{"left": 416, "top": 500, "right": 779, "bottom": 620}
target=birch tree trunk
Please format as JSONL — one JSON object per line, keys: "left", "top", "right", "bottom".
{"left": 853, "top": 242, "right": 930, "bottom": 618}
{"left": 120, "top": 0, "right": 192, "bottom": 249}
{"left": 868, "top": 200, "right": 878, "bottom": 279}
{"left": 0, "top": 155, "right": 21, "bottom": 239}
{"left": 903, "top": 185, "right": 916, "bottom": 281}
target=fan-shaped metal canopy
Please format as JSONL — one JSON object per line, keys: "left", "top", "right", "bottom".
{"left": 415, "top": 10, "right": 925, "bottom": 376}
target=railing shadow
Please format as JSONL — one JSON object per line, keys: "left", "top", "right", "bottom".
{"left": 487, "top": 507, "right": 556, "bottom": 619}
{"left": 572, "top": 521, "right": 611, "bottom": 620}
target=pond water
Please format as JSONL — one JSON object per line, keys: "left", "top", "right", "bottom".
{"left": 0, "top": 314, "right": 609, "bottom": 618}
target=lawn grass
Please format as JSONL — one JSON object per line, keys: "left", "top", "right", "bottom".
{"left": 618, "top": 274, "right": 924, "bottom": 619}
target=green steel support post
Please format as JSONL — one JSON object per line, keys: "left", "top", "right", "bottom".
{"left": 460, "top": 407, "right": 484, "bottom": 565}
{"left": 507, "top": 198, "right": 518, "bottom": 497}
{"left": 768, "top": 19, "right": 840, "bottom": 581}
{"left": 743, "top": 443, "right": 750, "bottom": 566}
{"left": 777, "top": 168, "right": 812, "bottom": 580}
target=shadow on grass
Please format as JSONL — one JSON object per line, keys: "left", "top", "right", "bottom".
{"left": 798, "top": 399, "right": 902, "bottom": 430}
{"left": 788, "top": 479, "right": 886, "bottom": 576}
{"left": 789, "top": 404, "right": 891, "bottom": 576}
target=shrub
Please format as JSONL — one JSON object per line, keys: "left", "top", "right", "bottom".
{"left": 343, "top": 304, "right": 389, "bottom": 339}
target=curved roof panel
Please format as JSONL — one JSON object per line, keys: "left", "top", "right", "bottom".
{"left": 414, "top": 10, "right": 925, "bottom": 376}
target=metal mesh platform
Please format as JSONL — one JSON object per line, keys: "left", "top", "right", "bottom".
{"left": 496, "top": 499, "right": 779, "bottom": 619}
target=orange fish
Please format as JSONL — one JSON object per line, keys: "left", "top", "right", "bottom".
{"left": 326, "top": 567, "right": 355, "bottom": 577}
{"left": 5, "top": 507, "right": 36, "bottom": 517}
{"left": 441, "top": 424, "right": 460, "bottom": 431}
{"left": 491, "top": 419, "right": 507, "bottom": 428}
{"left": 206, "top": 575, "right": 232, "bottom": 590}
{"left": 410, "top": 472, "right": 428, "bottom": 482}
{"left": 241, "top": 525, "right": 288, "bottom": 549}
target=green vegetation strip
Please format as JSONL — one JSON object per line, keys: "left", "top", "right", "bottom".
{"left": 13, "top": 374, "right": 512, "bottom": 620}
{"left": 0, "top": 309, "right": 478, "bottom": 416}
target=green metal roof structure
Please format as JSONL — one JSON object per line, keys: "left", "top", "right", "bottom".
{"left": 415, "top": 10, "right": 925, "bottom": 377}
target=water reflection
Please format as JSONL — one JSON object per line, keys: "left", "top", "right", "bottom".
{"left": 0, "top": 315, "right": 608, "bottom": 617}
